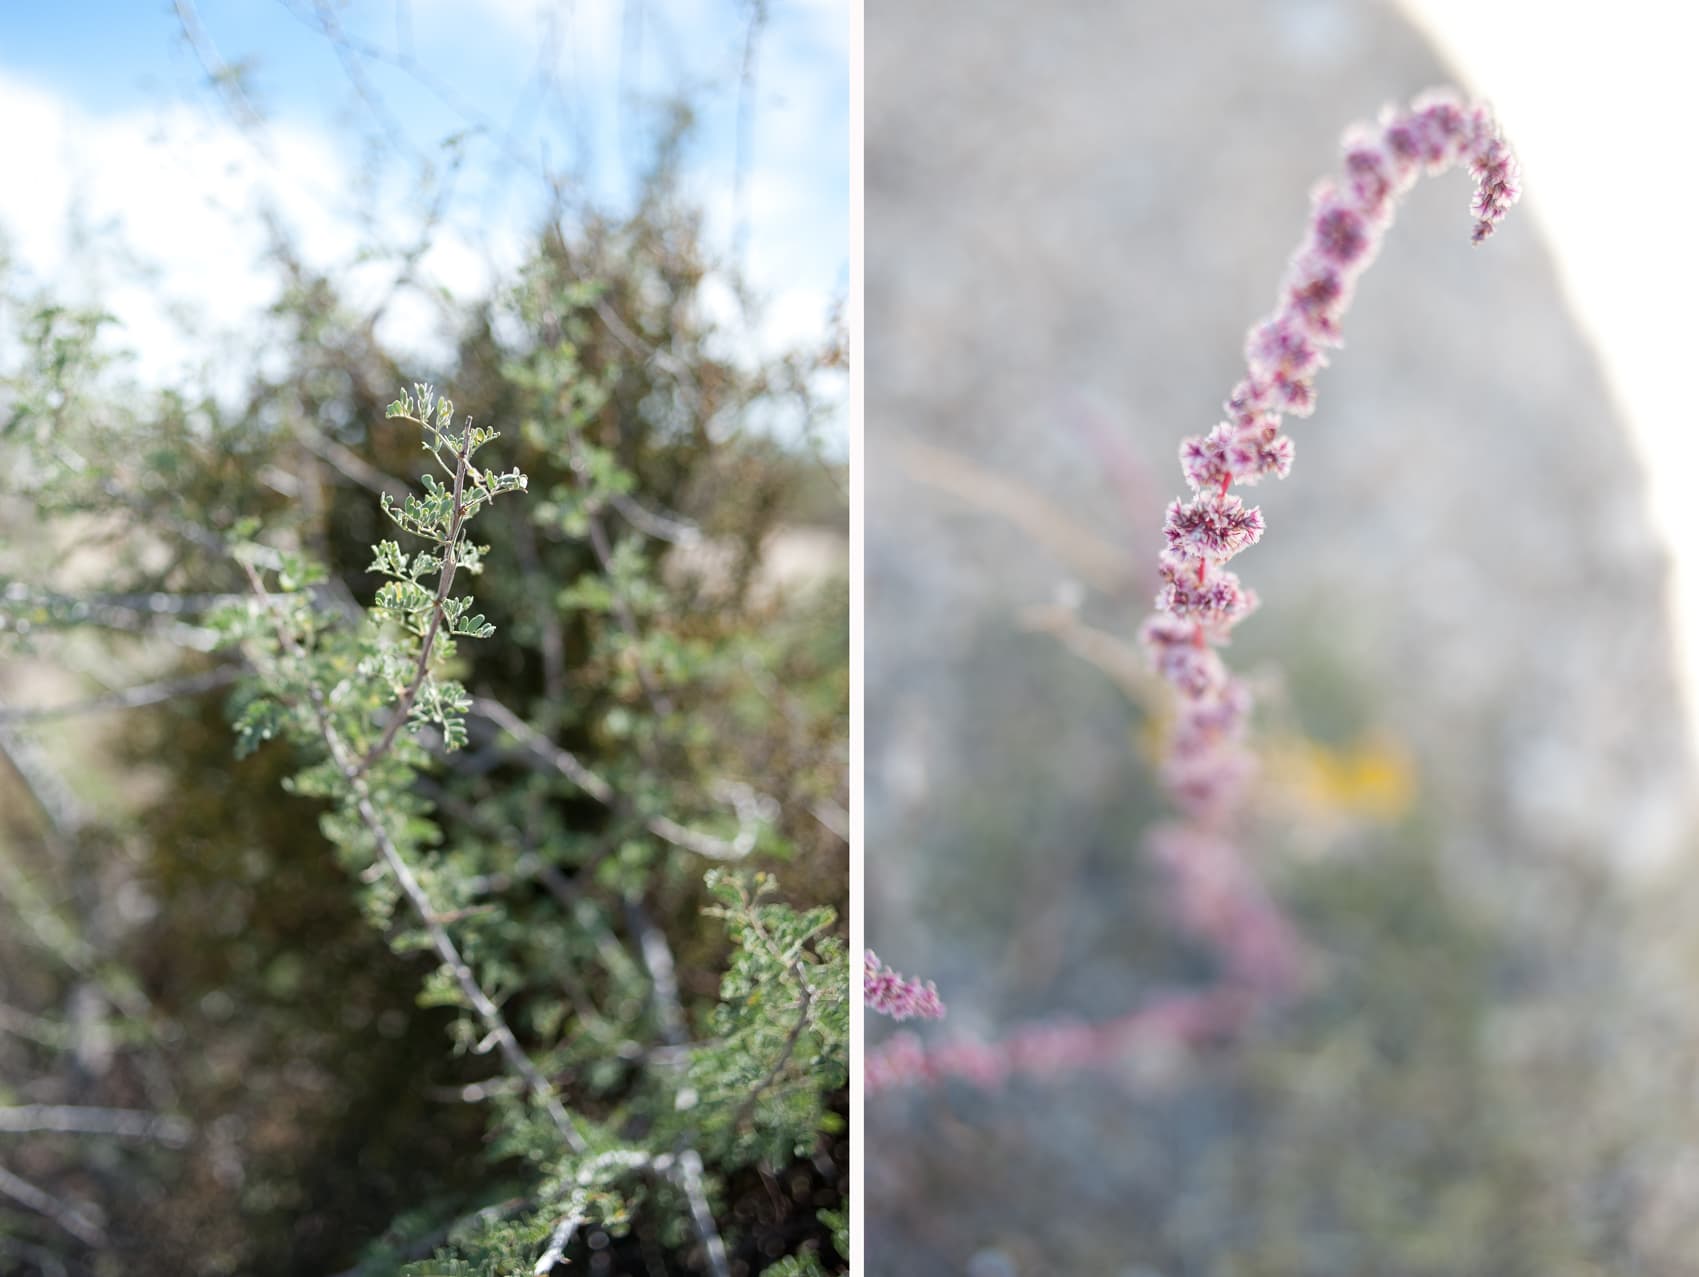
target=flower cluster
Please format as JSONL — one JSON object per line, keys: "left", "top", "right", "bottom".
{"left": 864, "top": 951, "right": 946, "bottom": 1022}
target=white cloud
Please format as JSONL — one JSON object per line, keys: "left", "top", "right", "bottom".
{"left": 0, "top": 0, "right": 846, "bottom": 440}
{"left": 0, "top": 70, "right": 516, "bottom": 391}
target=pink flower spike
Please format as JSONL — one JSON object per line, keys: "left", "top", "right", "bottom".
{"left": 864, "top": 950, "right": 945, "bottom": 1022}
{"left": 1135, "top": 90, "right": 1516, "bottom": 1024}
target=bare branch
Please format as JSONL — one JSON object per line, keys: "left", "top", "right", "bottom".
{"left": 0, "top": 720, "right": 89, "bottom": 839}
{"left": 172, "top": 0, "right": 267, "bottom": 139}
{"left": 624, "top": 901, "right": 730, "bottom": 1277}
{"left": 0, "top": 1163, "right": 105, "bottom": 1248}
{"left": 295, "top": 426, "right": 412, "bottom": 501}
{"left": 471, "top": 696, "right": 764, "bottom": 860}
{"left": 610, "top": 492, "right": 700, "bottom": 546}
{"left": 472, "top": 695, "right": 613, "bottom": 804}
{"left": 0, "top": 1105, "right": 190, "bottom": 1146}
{"left": 671, "top": 1148, "right": 731, "bottom": 1277}
{"left": 532, "top": 1213, "right": 580, "bottom": 1276}
{"left": 0, "top": 667, "right": 238, "bottom": 726}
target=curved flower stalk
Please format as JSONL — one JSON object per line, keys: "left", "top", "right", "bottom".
{"left": 1139, "top": 89, "right": 1519, "bottom": 1006}
{"left": 1145, "top": 89, "right": 1520, "bottom": 837}
{"left": 868, "top": 89, "right": 1520, "bottom": 1094}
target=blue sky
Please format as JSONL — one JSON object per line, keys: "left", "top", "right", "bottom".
{"left": 0, "top": 0, "right": 848, "bottom": 434}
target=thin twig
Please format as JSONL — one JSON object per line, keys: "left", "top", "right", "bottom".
{"left": 532, "top": 1213, "right": 581, "bottom": 1275}
{"left": 173, "top": 0, "right": 267, "bottom": 139}
{"left": 472, "top": 696, "right": 761, "bottom": 860}
{"left": 1, "top": 586, "right": 241, "bottom": 616}
{"left": 0, "top": 1164, "right": 105, "bottom": 1248}
{"left": 673, "top": 1147, "right": 731, "bottom": 1277}
{"left": 295, "top": 426, "right": 412, "bottom": 501}
{"left": 609, "top": 493, "right": 700, "bottom": 546}
{"left": 0, "top": 668, "right": 238, "bottom": 725}
{"left": 0, "top": 721, "right": 88, "bottom": 838}
{"left": 624, "top": 902, "right": 731, "bottom": 1277}
{"left": 729, "top": 0, "right": 768, "bottom": 274}
{"left": 0, "top": 1105, "right": 190, "bottom": 1146}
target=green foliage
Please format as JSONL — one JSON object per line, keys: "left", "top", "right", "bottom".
{"left": 684, "top": 873, "right": 850, "bottom": 1167}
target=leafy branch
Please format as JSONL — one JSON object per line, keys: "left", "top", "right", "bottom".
{"left": 360, "top": 383, "right": 527, "bottom": 769}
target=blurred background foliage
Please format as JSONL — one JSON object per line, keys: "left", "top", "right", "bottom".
{"left": 0, "top": 6, "right": 847, "bottom": 1274}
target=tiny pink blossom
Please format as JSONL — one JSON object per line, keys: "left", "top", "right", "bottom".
{"left": 864, "top": 950, "right": 946, "bottom": 1022}
{"left": 1341, "top": 135, "right": 1394, "bottom": 215}
{"left": 1381, "top": 115, "right": 1425, "bottom": 173}
{"left": 865, "top": 1030, "right": 930, "bottom": 1092}
{"left": 1468, "top": 135, "right": 1520, "bottom": 243}
{"left": 1155, "top": 552, "right": 1259, "bottom": 631}
{"left": 1170, "top": 679, "right": 1252, "bottom": 753}
{"left": 1149, "top": 89, "right": 1519, "bottom": 821}
{"left": 1162, "top": 492, "right": 1265, "bottom": 562}
{"left": 1140, "top": 615, "right": 1228, "bottom": 698}
{"left": 1185, "top": 677, "right": 1251, "bottom": 732}
{"left": 867, "top": 89, "right": 1519, "bottom": 1106}
{"left": 1182, "top": 422, "right": 1295, "bottom": 492}
{"left": 1309, "top": 184, "right": 1372, "bottom": 266}
{"left": 1414, "top": 94, "right": 1470, "bottom": 170}
{"left": 1161, "top": 746, "right": 1256, "bottom": 818}
{"left": 1246, "top": 315, "right": 1326, "bottom": 382}
{"left": 1282, "top": 253, "right": 1352, "bottom": 342}
{"left": 1178, "top": 425, "right": 1236, "bottom": 489}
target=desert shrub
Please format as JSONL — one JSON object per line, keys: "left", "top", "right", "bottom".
{"left": 0, "top": 148, "right": 846, "bottom": 1276}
